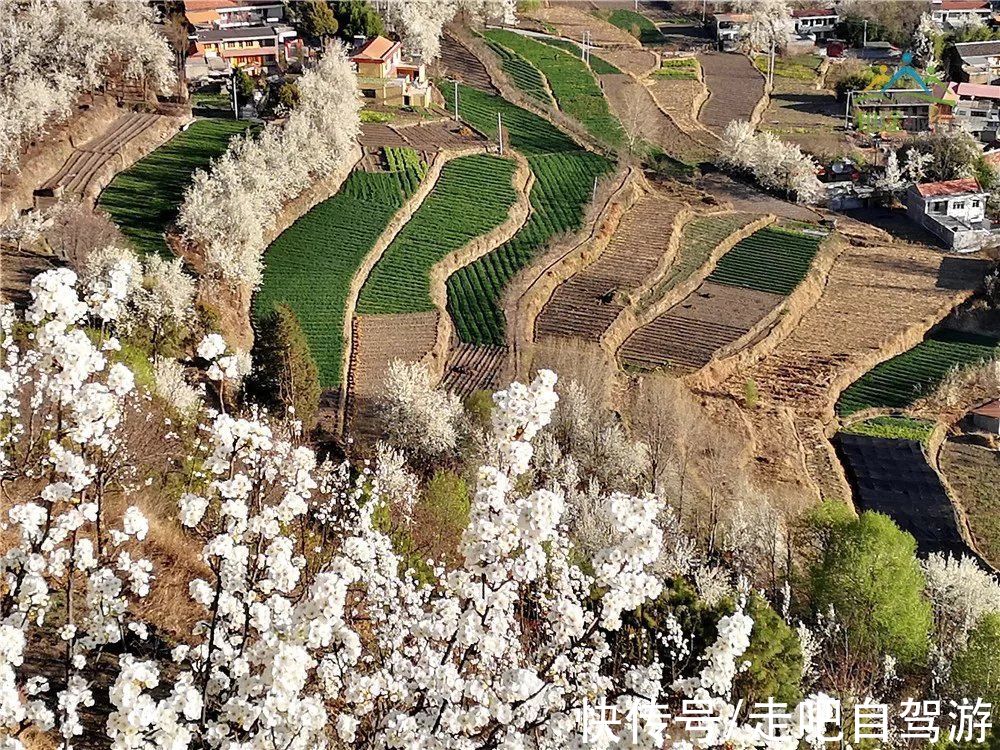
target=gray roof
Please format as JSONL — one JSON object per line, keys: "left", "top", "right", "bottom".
{"left": 196, "top": 24, "right": 293, "bottom": 43}
{"left": 955, "top": 40, "right": 1000, "bottom": 62}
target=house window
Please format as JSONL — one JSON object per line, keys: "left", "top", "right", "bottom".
{"left": 973, "top": 199, "right": 982, "bottom": 207}
{"left": 954, "top": 201, "right": 966, "bottom": 210}
{"left": 931, "top": 200, "right": 947, "bottom": 213}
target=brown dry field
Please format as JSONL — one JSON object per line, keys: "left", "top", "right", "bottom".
{"left": 358, "top": 120, "right": 486, "bottom": 151}
{"left": 535, "top": 191, "right": 688, "bottom": 342}
{"left": 442, "top": 342, "right": 508, "bottom": 399}
{"left": 697, "top": 173, "right": 821, "bottom": 222}
{"left": 696, "top": 52, "right": 766, "bottom": 135}
{"left": 522, "top": 5, "right": 640, "bottom": 47}
{"left": 646, "top": 76, "right": 718, "bottom": 154}
{"left": 601, "top": 73, "right": 715, "bottom": 165}
{"left": 619, "top": 280, "right": 784, "bottom": 371}
{"left": 348, "top": 311, "right": 439, "bottom": 432}
{"left": 440, "top": 33, "right": 498, "bottom": 94}
{"left": 600, "top": 47, "right": 660, "bottom": 78}
{"left": 759, "top": 77, "right": 850, "bottom": 157}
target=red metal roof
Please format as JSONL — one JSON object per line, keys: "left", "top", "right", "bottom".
{"left": 953, "top": 82, "right": 1000, "bottom": 99}
{"left": 972, "top": 399, "right": 1000, "bottom": 418}
{"left": 791, "top": 7, "right": 836, "bottom": 17}
{"left": 915, "top": 178, "right": 982, "bottom": 197}
{"left": 940, "top": 0, "right": 990, "bottom": 10}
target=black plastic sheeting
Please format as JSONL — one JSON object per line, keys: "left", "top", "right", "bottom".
{"left": 836, "top": 433, "right": 984, "bottom": 564}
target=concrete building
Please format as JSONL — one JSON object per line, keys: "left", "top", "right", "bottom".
{"left": 948, "top": 40, "right": 1000, "bottom": 84}
{"left": 710, "top": 13, "right": 749, "bottom": 52}
{"left": 931, "top": 0, "right": 993, "bottom": 30}
{"left": 183, "top": 0, "right": 285, "bottom": 30}
{"left": 850, "top": 89, "right": 935, "bottom": 133}
{"left": 791, "top": 7, "right": 838, "bottom": 40}
{"left": 189, "top": 24, "right": 299, "bottom": 75}
{"left": 946, "top": 81, "right": 1000, "bottom": 143}
{"left": 350, "top": 36, "right": 432, "bottom": 108}
{"left": 905, "top": 177, "right": 996, "bottom": 251}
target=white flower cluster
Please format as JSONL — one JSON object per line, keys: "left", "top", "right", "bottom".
{"left": 178, "top": 44, "right": 361, "bottom": 288}
{"left": 719, "top": 120, "right": 823, "bottom": 204}
{"left": 0, "top": 0, "right": 175, "bottom": 174}
{"left": 0, "top": 268, "right": 156, "bottom": 749}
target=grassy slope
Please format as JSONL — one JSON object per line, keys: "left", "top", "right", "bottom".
{"left": 254, "top": 150, "right": 425, "bottom": 388}
{"left": 98, "top": 118, "right": 253, "bottom": 257}
{"left": 356, "top": 154, "right": 519, "bottom": 315}
{"left": 603, "top": 9, "right": 663, "bottom": 44}
{"left": 482, "top": 29, "right": 623, "bottom": 146}
{"left": 444, "top": 84, "right": 612, "bottom": 346}
{"left": 837, "top": 330, "right": 1000, "bottom": 416}
{"left": 535, "top": 37, "right": 622, "bottom": 75}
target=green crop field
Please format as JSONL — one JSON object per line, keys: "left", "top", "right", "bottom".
{"left": 706, "top": 226, "right": 822, "bottom": 295}
{"left": 602, "top": 9, "right": 663, "bottom": 44}
{"left": 482, "top": 38, "right": 553, "bottom": 105}
{"left": 254, "top": 148, "right": 426, "bottom": 387}
{"left": 443, "top": 84, "right": 613, "bottom": 346}
{"left": 642, "top": 213, "right": 758, "bottom": 305}
{"left": 654, "top": 58, "right": 698, "bottom": 80}
{"left": 535, "top": 37, "right": 622, "bottom": 75}
{"left": 356, "top": 154, "right": 519, "bottom": 315}
{"left": 98, "top": 118, "right": 253, "bottom": 257}
{"left": 842, "top": 415, "right": 936, "bottom": 443}
{"left": 482, "top": 29, "right": 623, "bottom": 146}
{"left": 837, "top": 330, "right": 1000, "bottom": 416}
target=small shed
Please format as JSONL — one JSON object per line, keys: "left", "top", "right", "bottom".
{"left": 970, "top": 399, "right": 1000, "bottom": 434}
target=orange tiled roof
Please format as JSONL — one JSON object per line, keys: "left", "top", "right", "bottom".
{"left": 915, "top": 178, "right": 982, "bottom": 197}
{"left": 352, "top": 36, "right": 401, "bottom": 63}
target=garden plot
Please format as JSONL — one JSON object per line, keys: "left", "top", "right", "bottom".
{"left": 599, "top": 73, "right": 713, "bottom": 165}
{"left": 255, "top": 148, "right": 427, "bottom": 388}
{"left": 39, "top": 112, "right": 171, "bottom": 200}
{"left": 521, "top": 5, "right": 640, "bottom": 47}
{"left": 441, "top": 342, "right": 508, "bottom": 399}
{"left": 357, "top": 154, "right": 519, "bottom": 316}
{"left": 443, "top": 84, "right": 613, "bottom": 347}
{"left": 598, "top": 47, "right": 659, "bottom": 78}
{"left": 618, "top": 225, "right": 820, "bottom": 372}
{"left": 98, "top": 117, "right": 252, "bottom": 257}
{"left": 837, "top": 434, "right": 975, "bottom": 561}
{"left": 759, "top": 77, "right": 846, "bottom": 155}
{"left": 697, "top": 52, "right": 766, "bottom": 136}
{"left": 646, "top": 77, "right": 718, "bottom": 153}
{"left": 940, "top": 441, "right": 1000, "bottom": 568}
{"left": 440, "top": 33, "right": 498, "bottom": 94}
{"left": 358, "top": 120, "right": 486, "bottom": 152}
{"left": 483, "top": 29, "right": 623, "bottom": 146}
{"left": 349, "top": 312, "right": 440, "bottom": 431}
{"left": 837, "top": 330, "right": 1000, "bottom": 417}
{"left": 535, "top": 193, "right": 687, "bottom": 342}
{"left": 619, "top": 281, "right": 784, "bottom": 371}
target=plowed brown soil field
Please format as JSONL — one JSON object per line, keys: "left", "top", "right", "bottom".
{"left": 522, "top": 6, "right": 640, "bottom": 47}
{"left": 697, "top": 52, "right": 765, "bottom": 135}
{"left": 535, "top": 192, "right": 687, "bottom": 342}
{"left": 442, "top": 342, "right": 508, "bottom": 399}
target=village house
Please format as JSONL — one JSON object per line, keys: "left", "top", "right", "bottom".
{"left": 850, "top": 89, "right": 935, "bottom": 133}
{"left": 350, "top": 36, "right": 432, "bottom": 108}
{"left": 791, "top": 7, "right": 838, "bottom": 40}
{"left": 947, "top": 40, "right": 1000, "bottom": 84}
{"left": 930, "top": 0, "right": 993, "bottom": 30}
{"left": 905, "top": 177, "right": 996, "bottom": 251}
{"left": 942, "top": 81, "right": 1000, "bottom": 144}
{"left": 710, "top": 12, "right": 749, "bottom": 52}
{"left": 183, "top": 0, "right": 298, "bottom": 78}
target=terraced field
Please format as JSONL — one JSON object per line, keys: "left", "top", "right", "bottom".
{"left": 522, "top": 5, "right": 640, "bottom": 47}
{"left": 706, "top": 226, "right": 822, "bottom": 295}
{"left": 535, "top": 193, "right": 686, "bottom": 342}
{"left": 641, "top": 212, "right": 759, "bottom": 305}
{"left": 444, "top": 84, "right": 613, "bottom": 347}
{"left": 837, "top": 330, "right": 1000, "bottom": 417}
{"left": 697, "top": 52, "right": 766, "bottom": 136}
{"left": 99, "top": 117, "right": 253, "bottom": 256}
{"left": 601, "top": 8, "right": 663, "bottom": 44}
{"left": 536, "top": 37, "right": 622, "bottom": 74}
{"left": 940, "top": 441, "right": 1000, "bottom": 568}
{"left": 255, "top": 148, "right": 426, "bottom": 387}
{"left": 483, "top": 29, "right": 624, "bottom": 146}
{"left": 442, "top": 342, "right": 508, "bottom": 399}
{"left": 440, "top": 33, "right": 498, "bottom": 93}
{"left": 357, "top": 154, "right": 519, "bottom": 315}
{"left": 619, "top": 225, "right": 820, "bottom": 372}
{"left": 482, "top": 37, "right": 554, "bottom": 105}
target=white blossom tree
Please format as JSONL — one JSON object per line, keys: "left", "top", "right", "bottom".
{"left": 382, "top": 0, "right": 516, "bottom": 61}
{"left": 178, "top": 43, "right": 360, "bottom": 289}
{"left": 376, "top": 359, "right": 463, "bottom": 460}
{"left": 720, "top": 120, "right": 822, "bottom": 204}
{"left": 736, "top": 0, "right": 793, "bottom": 88}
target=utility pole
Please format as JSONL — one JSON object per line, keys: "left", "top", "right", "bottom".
{"left": 497, "top": 112, "right": 503, "bottom": 155}
{"left": 231, "top": 68, "right": 238, "bottom": 119}
{"left": 862, "top": 19, "right": 868, "bottom": 47}
{"left": 453, "top": 80, "right": 459, "bottom": 122}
